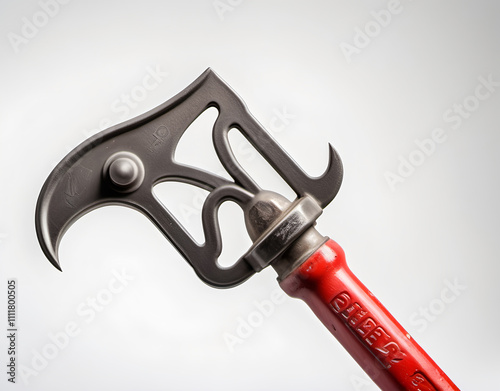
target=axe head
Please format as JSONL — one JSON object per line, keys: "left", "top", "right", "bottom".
{"left": 35, "top": 68, "right": 343, "bottom": 287}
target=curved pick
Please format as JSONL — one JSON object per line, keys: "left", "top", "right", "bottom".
{"left": 35, "top": 68, "right": 343, "bottom": 288}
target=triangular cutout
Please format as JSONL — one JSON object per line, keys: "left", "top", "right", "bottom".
{"left": 175, "top": 107, "right": 231, "bottom": 180}
{"left": 153, "top": 181, "right": 209, "bottom": 245}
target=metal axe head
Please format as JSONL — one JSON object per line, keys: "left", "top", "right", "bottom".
{"left": 35, "top": 69, "right": 343, "bottom": 287}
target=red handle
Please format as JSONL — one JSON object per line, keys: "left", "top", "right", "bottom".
{"left": 279, "top": 239, "right": 459, "bottom": 391}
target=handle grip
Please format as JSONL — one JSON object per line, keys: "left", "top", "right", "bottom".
{"left": 279, "top": 239, "right": 459, "bottom": 391}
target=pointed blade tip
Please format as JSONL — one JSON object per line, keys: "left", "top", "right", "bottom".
{"left": 52, "top": 260, "right": 63, "bottom": 272}
{"left": 45, "top": 250, "right": 63, "bottom": 272}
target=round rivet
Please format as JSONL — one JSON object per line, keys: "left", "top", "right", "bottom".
{"left": 103, "top": 152, "right": 145, "bottom": 193}
{"left": 109, "top": 158, "right": 138, "bottom": 187}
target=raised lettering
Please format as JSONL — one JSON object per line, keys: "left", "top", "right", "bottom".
{"left": 331, "top": 292, "right": 351, "bottom": 313}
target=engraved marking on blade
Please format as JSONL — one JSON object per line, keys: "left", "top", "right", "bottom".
{"left": 149, "top": 125, "right": 169, "bottom": 152}
{"left": 64, "top": 166, "right": 93, "bottom": 207}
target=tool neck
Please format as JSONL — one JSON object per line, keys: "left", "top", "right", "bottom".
{"left": 243, "top": 190, "right": 327, "bottom": 280}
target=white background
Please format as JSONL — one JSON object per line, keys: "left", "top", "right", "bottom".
{"left": 1, "top": 1, "right": 499, "bottom": 390}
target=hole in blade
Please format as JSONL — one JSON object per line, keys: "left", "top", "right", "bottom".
{"left": 228, "top": 128, "right": 296, "bottom": 201}
{"left": 153, "top": 181, "right": 209, "bottom": 245}
{"left": 217, "top": 200, "right": 251, "bottom": 269}
{"left": 175, "top": 107, "right": 231, "bottom": 181}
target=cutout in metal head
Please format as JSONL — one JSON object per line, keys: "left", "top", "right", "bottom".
{"left": 35, "top": 68, "right": 343, "bottom": 287}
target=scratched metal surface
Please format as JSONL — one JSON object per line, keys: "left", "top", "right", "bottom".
{"left": 1, "top": 1, "right": 499, "bottom": 390}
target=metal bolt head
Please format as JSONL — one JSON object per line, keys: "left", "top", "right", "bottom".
{"left": 103, "top": 152, "right": 145, "bottom": 193}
